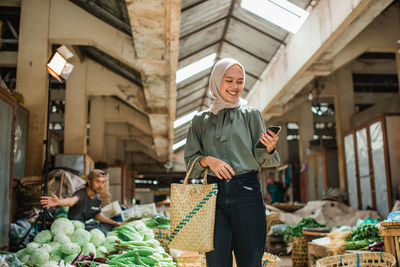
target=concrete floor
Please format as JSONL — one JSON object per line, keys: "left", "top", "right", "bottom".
{"left": 278, "top": 255, "right": 293, "bottom": 267}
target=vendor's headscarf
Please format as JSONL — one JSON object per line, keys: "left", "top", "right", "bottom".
{"left": 208, "top": 58, "right": 246, "bottom": 115}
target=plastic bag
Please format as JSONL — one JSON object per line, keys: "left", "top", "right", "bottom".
{"left": 10, "top": 220, "right": 35, "bottom": 251}
{"left": 386, "top": 211, "right": 400, "bottom": 222}
{"left": 268, "top": 224, "right": 290, "bottom": 237}
{"left": 355, "top": 216, "right": 378, "bottom": 227}
{"left": 0, "top": 252, "right": 24, "bottom": 267}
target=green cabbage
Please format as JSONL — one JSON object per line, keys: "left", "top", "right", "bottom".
{"left": 16, "top": 248, "right": 28, "bottom": 259}
{"left": 41, "top": 243, "right": 53, "bottom": 253}
{"left": 41, "top": 261, "right": 59, "bottom": 267}
{"left": 34, "top": 230, "right": 53, "bottom": 244}
{"left": 60, "top": 242, "right": 81, "bottom": 255}
{"left": 48, "top": 242, "right": 61, "bottom": 253}
{"left": 28, "top": 248, "right": 49, "bottom": 266}
{"left": 64, "top": 253, "right": 79, "bottom": 264}
{"left": 49, "top": 253, "right": 62, "bottom": 263}
{"left": 70, "top": 229, "right": 91, "bottom": 247}
{"left": 90, "top": 229, "right": 105, "bottom": 247}
{"left": 71, "top": 220, "right": 85, "bottom": 231}
{"left": 82, "top": 242, "right": 96, "bottom": 256}
{"left": 26, "top": 242, "right": 41, "bottom": 254}
{"left": 103, "top": 235, "right": 120, "bottom": 252}
{"left": 54, "top": 234, "right": 71, "bottom": 244}
{"left": 20, "top": 254, "right": 30, "bottom": 264}
{"left": 96, "top": 246, "right": 107, "bottom": 257}
{"left": 50, "top": 218, "right": 74, "bottom": 236}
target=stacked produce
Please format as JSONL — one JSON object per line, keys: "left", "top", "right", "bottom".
{"left": 15, "top": 217, "right": 175, "bottom": 267}
{"left": 283, "top": 217, "right": 327, "bottom": 245}
{"left": 15, "top": 218, "right": 108, "bottom": 266}
{"left": 104, "top": 220, "right": 175, "bottom": 266}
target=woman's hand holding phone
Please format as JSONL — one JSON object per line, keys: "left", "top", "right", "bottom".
{"left": 259, "top": 126, "right": 281, "bottom": 153}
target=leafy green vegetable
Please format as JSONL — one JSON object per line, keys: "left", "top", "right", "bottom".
{"left": 344, "top": 223, "right": 381, "bottom": 250}
{"left": 34, "top": 230, "right": 53, "bottom": 244}
{"left": 26, "top": 242, "right": 40, "bottom": 254}
{"left": 60, "top": 242, "right": 81, "bottom": 255}
{"left": 28, "top": 248, "right": 49, "bottom": 266}
{"left": 70, "top": 228, "right": 91, "bottom": 247}
{"left": 54, "top": 233, "right": 71, "bottom": 244}
{"left": 50, "top": 218, "right": 74, "bottom": 236}
{"left": 71, "top": 220, "right": 85, "bottom": 231}
{"left": 82, "top": 242, "right": 97, "bottom": 256}
{"left": 90, "top": 228, "right": 106, "bottom": 247}
{"left": 283, "top": 218, "right": 326, "bottom": 245}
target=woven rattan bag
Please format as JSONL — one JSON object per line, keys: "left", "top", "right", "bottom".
{"left": 169, "top": 157, "right": 218, "bottom": 253}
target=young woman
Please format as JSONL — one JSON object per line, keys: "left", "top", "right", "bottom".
{"left": 184, "top": 58, "right": 281, "bottom": 267}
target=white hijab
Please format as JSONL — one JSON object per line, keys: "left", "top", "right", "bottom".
{"left": 208, "top": 58, "right": 246, "bottom": 115}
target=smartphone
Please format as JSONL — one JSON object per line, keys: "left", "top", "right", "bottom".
{"left": 256, "top": 126, "right": 281, "bottom": 148}
{"left": 267, "top": 126, "right": 281, "bottom": 136}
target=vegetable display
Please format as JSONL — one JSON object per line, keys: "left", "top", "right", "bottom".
{"left": 15, "top": 217, "right": 175, "bottom": 267}
{"left": 344, "top": 223, "right": 382, "bottom": 250}
{"left": 15, "top": 218, "right": 107, "bottom": 266}
{"left": 283, "top": 218, "right": 327, "bottom": 245}
{"left": 103, "top": 221, "right": 176, "bottom": 267}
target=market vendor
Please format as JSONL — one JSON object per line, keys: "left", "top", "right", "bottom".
{"left": 266, "top": 175, "right": 285, "bottom": 204}
{"left": 40, "top": 169, "right": 123, "bottom": 234}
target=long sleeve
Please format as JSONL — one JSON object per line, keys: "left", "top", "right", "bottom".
{"left": 249, "top": 109, "right": 281, "bottom": 168}
{"left": 184, "top": 117, "right": 206, "bottom": 178}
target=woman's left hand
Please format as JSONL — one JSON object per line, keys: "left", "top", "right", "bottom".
{"left": 259, "top": 129, "right": 280, "bottom": 153}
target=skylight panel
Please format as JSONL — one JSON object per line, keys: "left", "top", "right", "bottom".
{"left": 241, "top": 0, "right": 309, "bottom": 34}
{"left": 174, "top": 110, "right": 198, "bottom": 128}
{"left": 173, "top": 138, "right": 187, "bottom": 151}
{"left": 176, "top": 53, "right": 217, "bottom": 84}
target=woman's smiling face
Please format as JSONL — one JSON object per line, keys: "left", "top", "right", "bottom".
{"left": 219, "top": 64, "right": 244, "bottom": 103}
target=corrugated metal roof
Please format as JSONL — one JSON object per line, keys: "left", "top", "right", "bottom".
{"left": 174, "top": 0, "right": 318, "bottom": 146}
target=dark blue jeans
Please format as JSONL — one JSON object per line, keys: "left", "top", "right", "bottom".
{"left": 206, "top": 171, "right": 266, "bottom": 267}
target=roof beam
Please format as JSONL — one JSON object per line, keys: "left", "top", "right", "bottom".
{"left": 231, "top": 16, "right": 285, "bottom": 45}
{"left": 179, "top": 39, "right": 222, "bottom": 61}
{"left": 223, "top": 40, "right": 270, "bottom": 64}
{"left": 246, "top": 0, "right": 394, "bottom": 116}
{"left": 180, "top": 16, "right": 228, "bottom": 40}
{"left": 181, "top": 0, "right": 208, "bottom": 12}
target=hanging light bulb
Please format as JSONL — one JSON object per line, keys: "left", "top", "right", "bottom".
{"left": 308, "top": 91, "right": 313, "bottom": 101}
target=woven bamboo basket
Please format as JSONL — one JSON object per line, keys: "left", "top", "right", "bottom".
{"left": 292, "top": 236, "right": 309, "bottom": 267}
{"left": 152, "top": 228, "right": 170, "bottom": 252}
{"left": 379, "top": 224, "right": 400, "bottom": 267}
{"left": 18, "top": 176, "right": 57, "bottom": 208}
{"left": 316, "top": 252, "right": 396, "bottom": 267}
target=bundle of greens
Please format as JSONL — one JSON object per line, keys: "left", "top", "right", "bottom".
{"left": 104, "top": 221, "right": 176, "bottom": 267}
{"left": 142, "top": 216, "right": 170, "bottom": 230}
{"left": 283, "top": 218, "right": 326, "bottom": 245}
{"left": 344, "top": 223, "right": 382, "bottom": 250}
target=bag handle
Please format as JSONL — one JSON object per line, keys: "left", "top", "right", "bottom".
{"left": 183, "top": 156, "right": 208, "bottom": 185}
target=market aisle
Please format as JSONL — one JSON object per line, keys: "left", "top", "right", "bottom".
{"left": 279, "top": 255, "right": 292, "bottom": 267}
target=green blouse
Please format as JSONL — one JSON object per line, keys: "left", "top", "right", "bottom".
{"left": 184, "top": 105, "right": 280, "bottom": 178}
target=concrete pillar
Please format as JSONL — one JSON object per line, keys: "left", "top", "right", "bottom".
{"left": 89, "top": 96, "right": 105, "bottom": 162}
{"left": 105, "top": 135, "right": 117, "bottom": 165}
{"left": 333, "top": 65, "right": 356, "bottom": 188}
{"left": 16, "top": 0, "right": 50, "bottom": 175}
{"left": 64, "top": 59, "right": 88, "bottom": 154}
{"left": 116, "top": 139, "right": 125, "bottom": 164}
{"left": 298, "top": 102, "right": 314, "bottom": 166}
